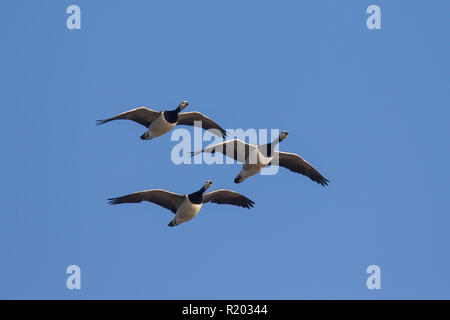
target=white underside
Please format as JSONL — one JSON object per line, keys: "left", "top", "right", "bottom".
{"left": 236, "top": 163, "right": 266, "bottom": 182}
{"left": 146, "top": 114, "right": 176, "bottom": 139}
{"left": 236, "top": 150, "right": 274, "bottom": 183}
{"left": 174, "top": 196, "right": 203, "bottom": 225}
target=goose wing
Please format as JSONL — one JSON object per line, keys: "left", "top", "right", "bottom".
{"left": 177, "top": 112, "right": 227, "bottom": 138}
{"left": 273, "top": 151, "right": 329, "bottom": 186}
{"left": 107, "top": 189, "right": 185, "bottom": 214}
{"left": 97, "top": 107, "right": 160, "bottom": 128}
{"left": 203, "top": 189, "right": 255, "bottom": 209}
{"left": 191, "top": 139, "right": 256, "bottom": 163}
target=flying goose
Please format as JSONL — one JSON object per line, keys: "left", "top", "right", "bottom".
{"left": 107, "top": 180, "right": 254, "bottom": 227}
{"left": 191, "top": 131, "right": 329, "bottom": 186}
{"left": 97, "top": 101, "right": 227, "bottom": 140}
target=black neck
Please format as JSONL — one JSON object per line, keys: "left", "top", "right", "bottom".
{"left": 266, "top": 142, "right": 272, "bottom": 157}
{"left": 259, "top": 142, "right": 274, "bottom": 157}
{"left": 162, "top": 106, "right": 181, "bottom": 123}
{"left": 188, "top": 186, "right": 206, "bottom": 204}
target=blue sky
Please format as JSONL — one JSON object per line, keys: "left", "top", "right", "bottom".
{"left": 0, "top": 0, "right": 449, "bottom": 299}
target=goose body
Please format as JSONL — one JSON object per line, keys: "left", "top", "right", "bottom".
{"left": 107, "top": 180, "right": 254, "bottom": 227}
{"left": 236, "top": 162, "right": 266, "bottom": 183}
{"left": 192, "top": 131, "right": 329, "bottom": 186}
{"left": 174, "top": 195, "right": 203, "bottom": 225}
{"left": 142, "top": 111, "right": 177, "bottom": 139}
{"left": 234, "top": 145, "right": 275, "bottom": 182}
{"left": 97, "top": 101, "right": 227, "bottom": 140}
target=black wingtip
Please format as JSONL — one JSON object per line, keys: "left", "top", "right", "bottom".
{"left": 107, "top": 197, "right": 119, "bottom": 205}
{"left": 190, "top": 150, "right": 203, "bottom": 157}
{"left": 96, "top": 119, "right": 107, "bottom": 126}
{"left": 245, "top": 199, "right": 255, "bottom": 209}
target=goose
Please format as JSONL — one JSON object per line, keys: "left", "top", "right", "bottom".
{"left": 97, "top": 101, "right": 227, "bottom": 140}
{"left": 191, "top": 131, "right": 329, "bottom": 186}
{"left": 107, "top": 180, "right": 254, "bottom": 227}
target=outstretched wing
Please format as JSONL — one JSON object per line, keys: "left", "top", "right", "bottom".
{"left": 177, "top": 112, "right": 227, "bottom": 138}
{"left": 107, "top": 189, "right": 185, "bottom": 214}
{"left": 203, "top": 189, "right": 255, "bottom": 209}
{"left": 191, "top": 139, "right": 256, "bottom": 163}
{"left": 274, "top": 151, "right": 329, "bottom": 186}
{"left": 97, "top": 107, "right": 161, "bottom": 128}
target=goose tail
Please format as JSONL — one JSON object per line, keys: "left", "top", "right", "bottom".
{"left": 140, "top": 132, "right": 152, "bottom": 140}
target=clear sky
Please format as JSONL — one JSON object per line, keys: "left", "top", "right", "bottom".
{"left": 1, "top": 0, "right": 449, "bottom": 299}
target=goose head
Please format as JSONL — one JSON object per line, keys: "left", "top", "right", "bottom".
{"left": 203, "top": 180, "right": 213, "bottom": 190}
{"left": 271, "top": 130, "right": 288, "bottom": 146}
{"left": 178, "top": 101, "right": 189, "bottom": 111}
{"left": 279, "top": 130, "right": 288, "bottom": 141}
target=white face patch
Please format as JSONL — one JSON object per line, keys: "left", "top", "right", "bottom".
{"left": 180, "top": 101, "right": 189, "bottom": 110}
{"left": 204, "top": 181, "right": 212, "bottom": 189}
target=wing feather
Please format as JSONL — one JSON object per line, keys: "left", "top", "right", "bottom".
{"left": 203, "top": 189, "right": 255, "bottom": 209}
{"left": 191, "top": 139, "right": 255, "bottom": 163}
{"left": 274, "top": 151, "right": 329, "bottom": 186}
{"left": 107, "top": 189, "right": 185, "bottom": 214}
{"left": 177, "top": 112, "right": 227, "bottom": 138}
{"left": 97, "top": 107, "right": 160, "bottom": 128}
